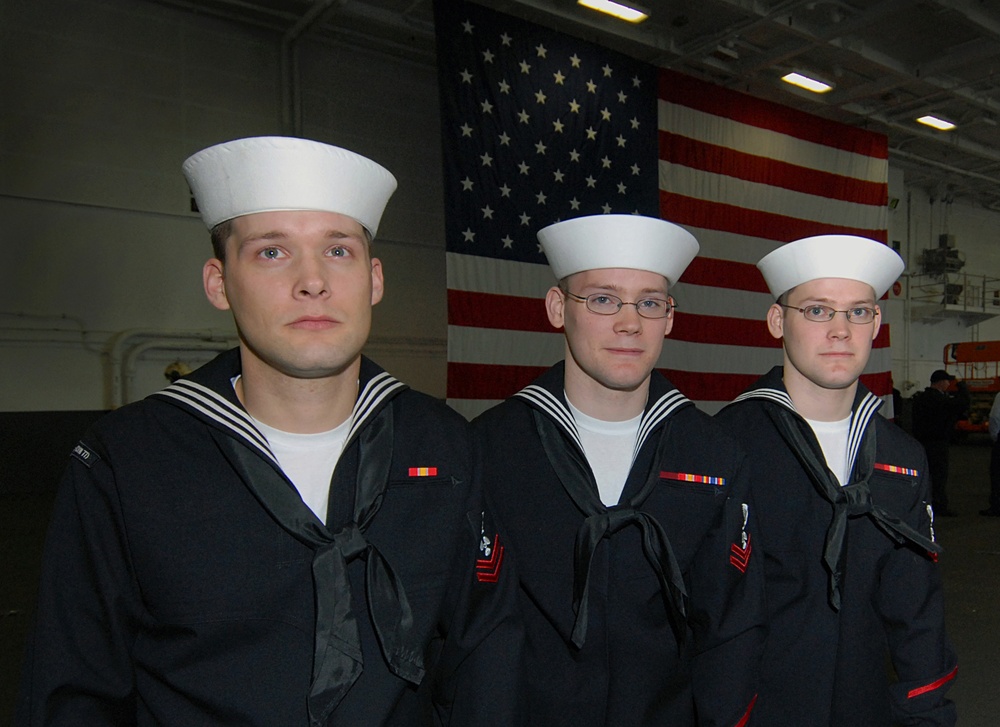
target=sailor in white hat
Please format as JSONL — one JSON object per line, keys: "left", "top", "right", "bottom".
{"left": 20, "top": 136, "right": 515, "bottom": 725}
{"left": 471, "top": 213, "right": 765, "bottom": 725}
{"left": 716, "top": 235, "right": 956, "bottom": 726}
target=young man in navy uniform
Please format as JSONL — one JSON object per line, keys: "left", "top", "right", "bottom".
{"left": 473, "top": 214, "right": 764, "bottom": 726}
{"left": 18, "top": 137, "right": 517, "bottom": 726}
{"left": 716, "top": 235, "right": 957, "bottom": 726}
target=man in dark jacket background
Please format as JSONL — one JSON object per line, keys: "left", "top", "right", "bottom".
{"left": 911, "top": 369, "right": 970, "bottom": 516}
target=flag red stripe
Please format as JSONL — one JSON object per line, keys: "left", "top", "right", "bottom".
{"left": 683, "top": 257, "right": 771, "bottom": 293}
{"left": 448, "top": 289, "right": 551, "bottom": 331}
{"left": 660, "top": 131, "right": 888, "bottom": 206}
{"left": 447, "top": 362, "right": 546, "bottom": 399}
{"left": 659, "top": 69, "right": 888, "bottom": 159}
{"left": 660, "top": 192, "right": 888, "bottom": 243}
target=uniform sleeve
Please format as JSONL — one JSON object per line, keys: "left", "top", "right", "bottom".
{"left": 16, "top": 441, "right": 139, "bottom": 725}
{"left": 429, "top": 486, "right": 525, "bottom": 726}
{"left": 878, "top": 467, "right": 958, "bottom": 727}
{"left": 687, "top": 456, "right": 765, "bottom": 727}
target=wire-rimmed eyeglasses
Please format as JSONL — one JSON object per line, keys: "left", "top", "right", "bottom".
{"left": 564, "top": 291, "right": 675, "bottom": 319}
{"left": 779, "top": 303, "right": 877, "bottom": 324}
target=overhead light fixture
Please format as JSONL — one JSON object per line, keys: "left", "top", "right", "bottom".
{"left": 578, "top": 0, "right": 649, "bottom": 23}
{"left": 781, "top": 72, "right": 833, "bottom": 94}
{"left": 916, "top": 115, "right": 956, "bottom": 131}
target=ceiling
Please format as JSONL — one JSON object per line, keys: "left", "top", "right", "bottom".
{"left": 151, "top": 0, "right": 1000, "bottom": 210}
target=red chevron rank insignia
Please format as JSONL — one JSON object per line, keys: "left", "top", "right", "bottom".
{"left": 476, "top": 533, "right": 505, "bottom": 583}
{"left": 730, "top": 533, "right": 752, "bottom": 573}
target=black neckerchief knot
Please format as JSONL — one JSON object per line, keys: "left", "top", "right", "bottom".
{"left": 839, "top": 483, "right": 873, "bottom": 516}
{"left": 765, "top": 404, "right": 941, "bottom": 611}
{"left": 532, "top": 408, "right": 688, "bottom": 650}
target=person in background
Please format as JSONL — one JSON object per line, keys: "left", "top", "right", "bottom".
{"left": 473, "top": 214, "right": 764, "bottom": 726}
{"left": 980, "top": 391, "right": 1000, "bottom": 517}
{"left": 17, "top": 136, "right": 518, "bottom": 726}
{"left": 716, "top": 234, "right": 957, "bottom": 726}
{"left": 911, "top": 369, "right": 970, "bottom": 516}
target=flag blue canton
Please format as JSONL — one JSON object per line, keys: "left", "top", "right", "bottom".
{"left": 434, "top": 0, "right": 658, "bottom": 264}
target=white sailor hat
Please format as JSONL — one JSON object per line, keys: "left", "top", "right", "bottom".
{"left": 182, "top": 136, "right": 397, "bottom": 237}
{"left": 536, "top": 214, "right": 699, "bottom": 286}
{"left": 757, "top": 234, "right": 904, "bottom": 299}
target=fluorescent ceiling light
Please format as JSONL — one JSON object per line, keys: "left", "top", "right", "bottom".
{"left": 916, "top": 115, "right": 956, "bottom": 131}
{"left": 578, "top": 0, "right": 649, "bottom": 23}
{"left": 781, "top": 72, "right": 833, "bottom": 94}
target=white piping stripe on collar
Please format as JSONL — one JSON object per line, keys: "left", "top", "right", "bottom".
{"left": 847, "top": 391, "right": 882, "bottom": 471}
{"left": 155, "top": 380, "right": 278, "bottom": 467}
{"left": 347, "top": 371, "right": 406, "bottom": 444}
{"left": 733, "top": 386, "right": 883, "bottom": 480}
{"left": 635, "top": 389, "right": 690, "bottom": 458}
{"left": 731, "top": 387, "right": 796, "bottom": 411}
{"left": 514, "top": 385, "right": 583, "bottom": 451}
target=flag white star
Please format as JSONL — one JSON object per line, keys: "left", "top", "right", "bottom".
{"left": 617, "top": 90, "right": 627, "bottom": 103}
{"left": 481, "top": 152, "right": 493, "bottom": 166}
{"left": 569, "top": 149, "right": 581, "bottom": 162}
{"left": 519, "top": 60, "right": 531, "bottom": 74}
{"left": 483, "top": 48, "right": 495, "bottom": 63}
{"left": 585, "top": 127, "right": 597, "bottom": 140}
{"left": 482, "top": 205, "right": 494, "bottom": 219}
{"left": 500, "top": 32, "right": 512, "bottom": 46}
{"left": 570, "top": 54, "right": 581, "bottom": 68}
{"left": 519, "top": 212, "right": 531, "bottom": 225}
{"left": 460, "top": 123, "right": 473, "bottom": 137}
{"left": 585, "top": 176, "right": 596, "bottom": 188}
{"left": 586, "top": 80, "right": 597, "bottom": 93}
{"left": 502, "top": 235, "right": 514, "bottom": 248}
{"left": 460, "top": 69, "right": 473, "bottom": 83}
{"left": 535, "top": 140, "right": 547, "bottom": 155}
{"left": 535, "top": 89, "right": 547, "bottom": 104}
{"left": 481, "top": 99, "right": 493, "bottom": 113}
{"left": 499, "top": 183, "right": 512, "bottom": 197}
{"left": 518, "top": 161, "right": 530, "bottom": 174}
{"left": 462, "top": 20, "right": 473, "bottom": 33}
{"left": 536, "top": 44, "right": 547, "bottom": 58}
{"left": 568, "top": 99, "right": 581, "bottom": 113}
{"left": 463, "top": 227, "right": 475, "bottom": 241}
{"left": 553, "top": 70, "right": 565, "bottom": 85}
{"left": 498, "top": 132, "right": 511, "bottom": 146}
{"left": 600, "top": 107, "right": 611, "bottom": 121}
{"left": 552, "top": 119, "right": 565, "bottom": 132}
{"left": 553, "top": 169, "right": 565, "bottom": 182}
{"left": 570, "top": 198, "right": 581, "bottom": 210}
{"left": 499, "top": 79, "right": 511, "bottom": 94}
{"left": 601, "top": 156, "right": 611, "bottom": 168}
{"left": 518, "top": 109, "right": 531, "bottom": 123}
{"left": 461, "top": 177, "right": 474, "bottom": 191}
{"left": 616, "top": 135, "right": 626, "bottom": 147}
{"left": 536, "top": 190, "right": 547, "bottom": 204}
{"left": 602, "top": 63, "right": 612, "bottom": 77}
{"left": 617, "top": 182, "right": 627, "bottom": 194}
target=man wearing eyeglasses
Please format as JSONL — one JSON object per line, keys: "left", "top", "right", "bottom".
{"left": 472, "top": 214, "right": 764, "bottom": 726}
{"left": 716, "top": 235, "right": 957, "bottom": 726}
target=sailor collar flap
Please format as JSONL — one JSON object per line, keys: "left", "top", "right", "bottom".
{"left": 513, "top": 363, "right": 694, "bottom": 463}
{"left": 150, "top": 350, "right": 408, "bottom": 467}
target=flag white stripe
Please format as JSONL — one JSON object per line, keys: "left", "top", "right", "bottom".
{"left": 658, "top": 100, "right": 888, "bottom": 184}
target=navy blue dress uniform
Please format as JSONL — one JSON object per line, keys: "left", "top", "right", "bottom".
{"left": 717, "top": 368, "right": 957, "bottom": 726}
{"left": 18, "top": 350, "right": 518, "bottom": 725}
{"left": 473, "top": 364, "right": 764, "bottom": 726}
{"left": 716, "top": 234, "right": 957, "bottom": 726}
{"left": 18, "top": 136, "right": 521, "bottom": 726}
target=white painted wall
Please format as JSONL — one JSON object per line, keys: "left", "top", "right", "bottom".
{"left": 4, "top": 0, "right": 1000, "bottom": 413}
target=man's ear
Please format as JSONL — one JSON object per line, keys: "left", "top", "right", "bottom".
{"left": 870, "top": 305, "right": 882, "bottom": 341}
{"left": 766, "top": 303, "right": 785, "bottom": 340}
{"left": 203, "top": 259, "right": 230, "bottom": 311}
{"left": 545, "top": 286, "right": 566, "bottom": 330}
{"left": 370, "top": 257, "right": 384, "bottom": 306}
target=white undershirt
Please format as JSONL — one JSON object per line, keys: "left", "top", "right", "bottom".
{"left": 568, "top": 399, "right": 642, "bottom": 507}
{"left": 804, "top": 415, "right": 852, "bottom": 486}
{"left": 232, "top": 376, "right": 350, "bottom": 524}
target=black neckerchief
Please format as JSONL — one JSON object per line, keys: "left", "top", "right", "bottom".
{"left": 514, "top": 363, "right": 692, "bottom": 648}
{"left": 728, "top": 366, "right": 941, "bottom": 610}
{"left": 151, "top": 350, "right": 422, "bottom": 725}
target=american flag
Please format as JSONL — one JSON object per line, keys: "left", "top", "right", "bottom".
{"left": 435, "top": 0, "right": 891, "bottom": 419}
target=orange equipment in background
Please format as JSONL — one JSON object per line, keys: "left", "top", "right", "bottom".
{"left": 943, "top": 341, "right": 1000, "bottom": 432}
